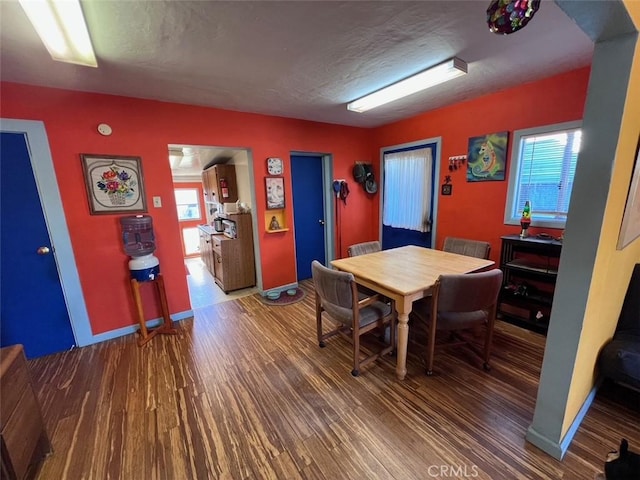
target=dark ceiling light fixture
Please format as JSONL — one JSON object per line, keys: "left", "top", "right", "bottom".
{"left": 487, "top": 0, "right": 541, "bottom": 35}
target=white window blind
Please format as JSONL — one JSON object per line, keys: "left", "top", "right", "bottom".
{"left": 505, "top": 121, "right": 581, "bottom": 228}
{"left": 383, "top": 147, "right": 432, "bottom": 232}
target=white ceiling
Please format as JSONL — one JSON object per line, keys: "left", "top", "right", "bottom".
{"left": 0, "top": 0, "right": 594, "bottom": 177}
{"left": 168, "top": 144, "right": 249, "bottom": 181}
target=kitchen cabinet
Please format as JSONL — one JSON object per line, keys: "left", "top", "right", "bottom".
{"left": 202, "top": 164, "right": 238, "bottom": 206}
{"left": 1, "top": 344, "right": 51, "bottom": 479}
{"left": 198, "top": 227, "right": 215, "bottom": 275}
{"left": 498, "top": 234, "right": 562, "bottom": 334}
{"left": 198, "top": 213, "right": 255, "bottom": 293}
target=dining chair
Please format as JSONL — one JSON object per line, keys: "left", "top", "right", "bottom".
{"left": 311, "top": 260, "right": 396, "bottom": 376}
{"left": 410, "top": 269, "right": 503, "bottom": 375}
{"left": 347, "top": 240, "right": 381, "bottom": 257}
{"left": 412, "top": 237, "right": 492, "bottom": 314}
{"left": 346, "top": 240, "right": 382, "bottom": 299}
{"left": 442, "top": 237, "right": 491, "bottom": 259}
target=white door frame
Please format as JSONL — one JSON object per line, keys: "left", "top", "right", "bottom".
{"left": 1, "top": 118, "right": 92, "bottom": 346}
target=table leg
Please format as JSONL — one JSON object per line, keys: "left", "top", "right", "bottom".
{"left": 395, "top": 311, "right": 409, "bottom": 380}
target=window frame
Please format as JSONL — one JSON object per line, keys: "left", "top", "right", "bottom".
{"left": 174, "top": 187, "right": 202, "bottom": 222}
{"left": 504, "top": 120, "right": 582, "bottom": 229}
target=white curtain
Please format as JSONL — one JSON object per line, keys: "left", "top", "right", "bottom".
{"left": 383, "top": 147, "right": 433, "bottom": 232}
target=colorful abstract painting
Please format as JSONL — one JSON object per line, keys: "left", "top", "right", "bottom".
{"left": 467, "top": 131, "right": 508, "bottom": 182}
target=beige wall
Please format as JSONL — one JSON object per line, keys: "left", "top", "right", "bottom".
{"left": 562, "top": 0, "right": 640, "bottom": 435}
{"left": 231, "top": 156, "right": 253, "bottom": 211}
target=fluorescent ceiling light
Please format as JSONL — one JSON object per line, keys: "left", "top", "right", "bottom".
{"left": 19, "top": 0, "right": 97, "bottom": 67}
{"left": 347, "top": 57, "right": 467, "bottom": 113}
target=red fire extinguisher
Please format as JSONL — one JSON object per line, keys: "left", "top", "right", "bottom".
{"left": 220, "top": 178, "right": 229, "bottom": 198}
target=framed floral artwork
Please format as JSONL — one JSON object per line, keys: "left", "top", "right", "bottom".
{"left": 80, "top": 154, "right": 147, "bottom": 215}
{"left": 265, "top": 176, "right": 285, "bottom": 210}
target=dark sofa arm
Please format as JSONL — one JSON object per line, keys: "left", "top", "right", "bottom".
{"left": 599, "top": 334, "right": 640, "bottom": 390}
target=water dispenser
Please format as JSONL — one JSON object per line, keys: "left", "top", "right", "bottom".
{"left": 120, "top": 215, "right": 160, "bottom": 281}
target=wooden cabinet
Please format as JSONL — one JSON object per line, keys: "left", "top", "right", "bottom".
{"left": 202, "top": 164, "right": 238, "bottom": 205}
{"left": 198, "top": 213, "right": 255, "bottom": 293}
{"left": 498, "top": 234, "right": 562, "bottom": 334}
{"left": 199, "top": 227, "right": 214, "bottom": 275}
{"left": 1, "top": 345, "right": 51, "bottom": 480}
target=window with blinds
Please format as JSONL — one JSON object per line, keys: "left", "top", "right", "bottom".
{"left": 504, "top": 121, "right": 582, "bottom": 228}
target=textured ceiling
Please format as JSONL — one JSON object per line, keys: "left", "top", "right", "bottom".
{"left": 1, "top": 0, "right": 593, "bottom": 130}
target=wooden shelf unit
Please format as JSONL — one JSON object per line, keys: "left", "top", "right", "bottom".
{"left": 1, "top": 345, "right": 51, "bottom": 479}
{"left": 498, "top": 234, "right": 562, "bottom": 334}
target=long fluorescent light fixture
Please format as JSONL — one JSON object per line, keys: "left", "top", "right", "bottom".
{"left": 347, "top": 57, "right": 467, "bottom": 113}
{"left": 19, "top": 0, "right": 97, "bottom": 67}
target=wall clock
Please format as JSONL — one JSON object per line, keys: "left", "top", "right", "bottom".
{"left": 267, "top": 157, "right": 283, "bottom": 175}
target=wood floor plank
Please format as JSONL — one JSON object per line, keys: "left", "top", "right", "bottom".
{"left": 25, "top": 280, "right": 639, "bottom": 479}
{"left": 267, "top": 449, "right": 304, "bottom": 480}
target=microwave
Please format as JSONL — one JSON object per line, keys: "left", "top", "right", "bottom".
{"left": 222, "top": 219, "right": 237, "bottom": 238}
{"left": 223, "top": 202, "right": 239, "bottom": 214}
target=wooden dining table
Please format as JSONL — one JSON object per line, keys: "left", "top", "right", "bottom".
{"left": 331, "top": 245, "right": 495, "bottom": 380}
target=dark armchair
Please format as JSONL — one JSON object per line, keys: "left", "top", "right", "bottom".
{"left": 598, "top": 263, "right": 640, "bottom": 391}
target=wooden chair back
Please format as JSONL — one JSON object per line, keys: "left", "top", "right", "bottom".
{"left": 412, "top": 268, "right": 503, "bottom": 375}
{"left": 442, "top": 237, "right": 491, "bottom": 259}
{"left": 311, "top": 260, "right": 396, "bottom": 376}
{"left": 347, "top": 241, "right": 381, "bottom": 257}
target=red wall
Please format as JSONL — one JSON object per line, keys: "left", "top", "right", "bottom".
{"left": 1, "top": 66, "right": 590, "bottom": 336}
{"left": 1, "top": 83, "right": 376, "bottom": 334}
{"left": 372, "top": 67, "right": 591, "bottom": 263}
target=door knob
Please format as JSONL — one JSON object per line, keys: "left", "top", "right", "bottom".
{"left": 318, "top": 219, "right": 325, "bottom": 226}
{"left": 37, "top": 246, "right": 50, "bottom": 255}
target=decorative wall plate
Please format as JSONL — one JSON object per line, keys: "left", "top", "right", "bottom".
{"left": 267, "top": 157, "right": 283, "bottom": 175}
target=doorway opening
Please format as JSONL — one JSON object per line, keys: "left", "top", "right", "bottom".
{"left": 378, "top": 137, "right": 442, "bottom": 249}
{"left": 168, "top": 144, "right": 261, "bottom": 307}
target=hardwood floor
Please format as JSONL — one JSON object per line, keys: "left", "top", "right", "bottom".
{"left": 28, "top": 280, "right": 639, "bottom": 479}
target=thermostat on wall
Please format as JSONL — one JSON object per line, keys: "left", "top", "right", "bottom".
{"left": 97, "top": 123, "right": 112, "bottom": 136}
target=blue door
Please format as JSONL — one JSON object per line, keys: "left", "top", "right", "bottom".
{"left": 382, "top": 142, "right": 437, "bottom": 250}
{"left": 291, "top": 155, "right": 326, "bottom": 280}
{"left": 0, "top": 132, "right": 76, "bottom": 358}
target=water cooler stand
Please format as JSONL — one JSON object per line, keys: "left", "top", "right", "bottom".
{"left": 120, "top": 215, "right": 177, "bottom": 346}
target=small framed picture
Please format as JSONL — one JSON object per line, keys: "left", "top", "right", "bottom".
{"left": 441, "top": 184, "right": 452, "bottom": 196}
{"left": 265, "top": 177, "right": 285, "bottom": 209}
{"left": 80, "top": 154, "right": 147, "bottom": 215}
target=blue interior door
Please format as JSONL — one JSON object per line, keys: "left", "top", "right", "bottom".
{"left": 291, "top": 155, "right": 325, "bottom": 280}
{"left": 382, "top": 142, "right": 437, "bottom": 250}
{"left": 1, "top": 132, "right": 76, "bottom": 358}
